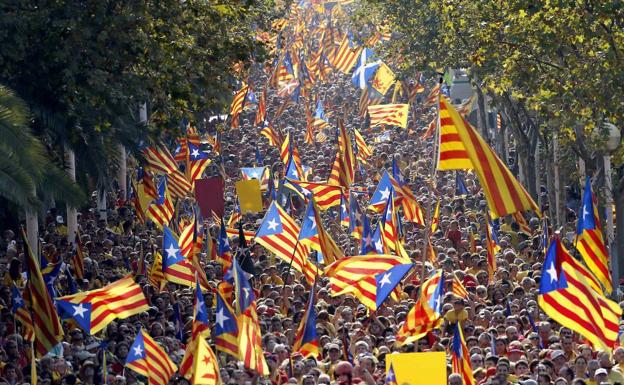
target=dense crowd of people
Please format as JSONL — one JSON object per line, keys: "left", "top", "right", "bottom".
{"left": 0, "top": 13, "right": 622, "bottom": 385}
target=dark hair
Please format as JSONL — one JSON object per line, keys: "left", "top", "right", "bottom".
{"left": 8, "top": 258, "right": 21, "bottom": 281}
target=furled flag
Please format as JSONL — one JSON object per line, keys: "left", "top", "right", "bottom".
{"left": 360, "top": 215, "right": 375, "bottom": 255}
{"left": 324, "top": 255, "right": 408, "bottom": 310}
{"left": 348, "top": 192, "right": 364, "bottom": 239}
{"left": 12, "top": 285, "right": 34, "bottom": 342}
{"left": 372, "top": 221, "right": 385, "bottom": 254}
{"left": 187, "top": 143, "right": 211, "bottom": 182}
{"left": 368, "top": 104, "right": 409, "bottom": 128}
{"left": 162, "top": 226, "right": 197, "bottom": 288}
{"left": 437, "top": 96, "right": 539, "bottom": 218}
{"left": 371, "top": 62, "right": 396, "bottom": 95}
{"left": 452, "top": 322, "right": 475, "bottom": 385}
{"left": 21, "top": 228, "right": 63, "bottom": 357}
{"left": 72, "top": 230, "right": 85, "bottom": 280}
{"left": 214, "top": 284, "right": 239, "bottom": 358}
{"left": 172, "top": 303, "right": 185, "bottom": 342}
{"left": 327, "top": 119, "right": 356, "bottom": 190}
{"left": 485, "top": 217, "right": 500, "bottom": 282}
{"left": 455, "top": 172, "right": 468, "bottom": 196}
{"left": 576, "top": 176, "right": 612, "bottom": 294}
{"left": 148, "top": 251, "right": 166, "bottom": 291}
{"left": 299, "top": 198, "right": 344, "bottom": 264}
{"left": 538, "top": 237, "right": 621, "bottom": 351}
{"left": 351, "top": 48, "right": 379, "bottom": 89}
{"left": 254, "top": 201, "right": 318, "bottom": 285}
{"left": 143, "top": 145, "right": 178, "bottom": 175}
{"left": 255, "top": 89, "right": 267, "bottom": 126}
{"left": 125, "top": 330, "right": 177, "bottom": 385}
{"left": 381, "top": 188, "right": 410, "bottom": 259}
{"left": 396, "top": 270, "right": 445, "bottom": 345}
{"left": 353, "top": 127, "right": 372, "bottom": 164}
{"left": 216, "top": 220, "right": 233, "bottom": 272}
{"left": 430, "top": 201, "right": 440, "bottom": 234}
{"left": 146, "top": 177, "right": 174, "bottom": 229}
{"left": 229, "top": 84, "right": 248, "bottom": 129}
{"left": 56, "top": 275, "right": 149, "bottom": 335}
{"left": 178, "top": 216, "right": 196, "bottom": 258}
{"left": 293, "top": 283, "right": 319, "bottom": 358}
{"left": 259, "top": 122, "right": 283, "bottom": 149}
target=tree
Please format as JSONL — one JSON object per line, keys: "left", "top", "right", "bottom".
{"left": 0, "top": 84, "right": 84, "bottom": 212}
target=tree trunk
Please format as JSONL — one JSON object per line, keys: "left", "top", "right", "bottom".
{"left": 118, "top": 144, "right": 127, "bottom": 201}
{"left": 65, "top": 146, "right": 78, "bottom": 244}
{"left": 97, "top": 189, "right": 107, "bottom": 222}
{"left": 26, "top": 209, "right": 38, "bottom": 253}
{"left": 474, "top": 80, "right": 489, "bottom": 140}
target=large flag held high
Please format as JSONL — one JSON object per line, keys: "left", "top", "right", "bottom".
{"left": 56, "top": 275, "right": 149, "bottom": 335}
{"left": 437, "top": 96, "right": 539, "bottom": 218}
{"left": 576, "top": 177, "right": 612, "bottom": 294}
{"left": 22, "top": 229, "right": 64, "bottom": 357}
{"left": 538, "top": 237, "right": 621, "bottom": 351}
{"left": 125, "top": 330, "right": 177, "bottom": 385}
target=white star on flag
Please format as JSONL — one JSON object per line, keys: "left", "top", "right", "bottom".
{"left": 547, "top": 262, "right": 558, "bottom": 283}
{"left": 379, "top": 272, "right": 392, "bottom": 287}
{"left": 191, "top": 149, "right": 200, "bottom": 158}
{"left": 133, "top": 345, "right": 143, "bottom": 357}
{"left": 73, "top": 303, "right": 88, "bottom": 318}
{"left": 267, "top": 218, "right": 279, "bottom": 231}
{"left": 379, "top": 187, "right": 390, "bottom": 200}
{"left": 216, "top": 307, "right": 229, "bottom": 328}
{"left": 165, "top": 244, "right": 179, "bottom": 259}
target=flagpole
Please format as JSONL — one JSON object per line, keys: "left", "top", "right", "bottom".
{"left": 420, "top": 91, "right": 441, "bottom": 283}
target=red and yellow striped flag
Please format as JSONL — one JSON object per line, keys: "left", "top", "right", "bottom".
{"left": 285, "top": 180, "right": 343, "bottom": 210}
{"left": 368, "top": 104, "right": 409, "bottom": 128}
{"left": 327, "top": 119, "right": 355, "bottom": 190}
{"left": 330, "top": 36, "right": 361, "bottom": 73}
{"left": 148, "top": 252, "right": 166, "bottom": 291}
{"left": 437, "top": 96, "right": 539, "bottom": 218}
{"left": 259, "top": 123, "right": 282, "bottom": 148}
{"left": 353, "top": 127, "right": 372, "bottom": 164}
{"left": 143, "top": 145, "right": 179, "bottom": 175}
{"left": 125, "top": 330, "right": 177, "bottom": 385}
{"left": 22, "top": 228, "right": 63, "bottom": 357}
{"left": 229, "top": 84, "right": 248, "bottom": 129}
{"left": 254, "top": 88, "right": 267, "bottom": 126}
{"left": 72, "top": 230, "right": 85, "bottom": 280}
{"left": 56, "top": 275, "right": 149, "bottom": 335}
{"left": 576, "top": 177, "right": 612, "bottom": 294}
{"left": 452, "top": 322, "right": 476, "bottom": 385}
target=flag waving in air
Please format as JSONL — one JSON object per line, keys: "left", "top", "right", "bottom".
{"left": 368, "top": 104, "right": 409, "bottom": 128}
{"left": 576, "top": 177, "right": 612, "bottom": 294}
{"left": 437, "top": 96, "right": 539, "bottom": 218}
{"left": 125, "top": 330, "right": 177, "bottom": 385}
{"left": 538, "top": 237, "right": 621, "bottom": 351}
{"left": 162, "top": 226, "right": 198, "bottom": 288}
{"left": 56, "top": 275, "right": 149, "bottom": 335}
{"left": 293, "top": 283, "right": 319, "bottom": 358}
{"left": 299, "top": 198, "right": 344, "bottom": 264}
{"left": 451, "top": 322, "right": 475, "bottom": 385}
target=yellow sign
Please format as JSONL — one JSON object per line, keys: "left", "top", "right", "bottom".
{"left": 235, "top": 180, "right": 263, "bottom": 213}
{"left": 386, "top": 352, "right": 446, "bottom": 385}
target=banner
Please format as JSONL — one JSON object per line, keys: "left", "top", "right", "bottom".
{"left": 236, "top": 180, "right": 263, "bottom": 213}
{"left": 195, "top": 177, "right": 224, "bottom": 218}
{"left": 386, "top": 352, "right": 446, "bottom": 385}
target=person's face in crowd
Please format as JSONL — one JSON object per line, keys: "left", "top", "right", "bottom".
{"left": 516, "top": 361, "right": 529, "bottom": 376}
{"left": 274, "top": 346, "right": 289, "bottom": 362}
{"left": 448, "top": 376, "right": 462, "bottom": 385}
{"left": 301, "top": 376, "right": 315, "bottom": 385}
{"left": 471, "top": 355, "right": 483, "bottom": 369}
{"left": 328, "top": 347, "right": 340, "bottom": 361}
